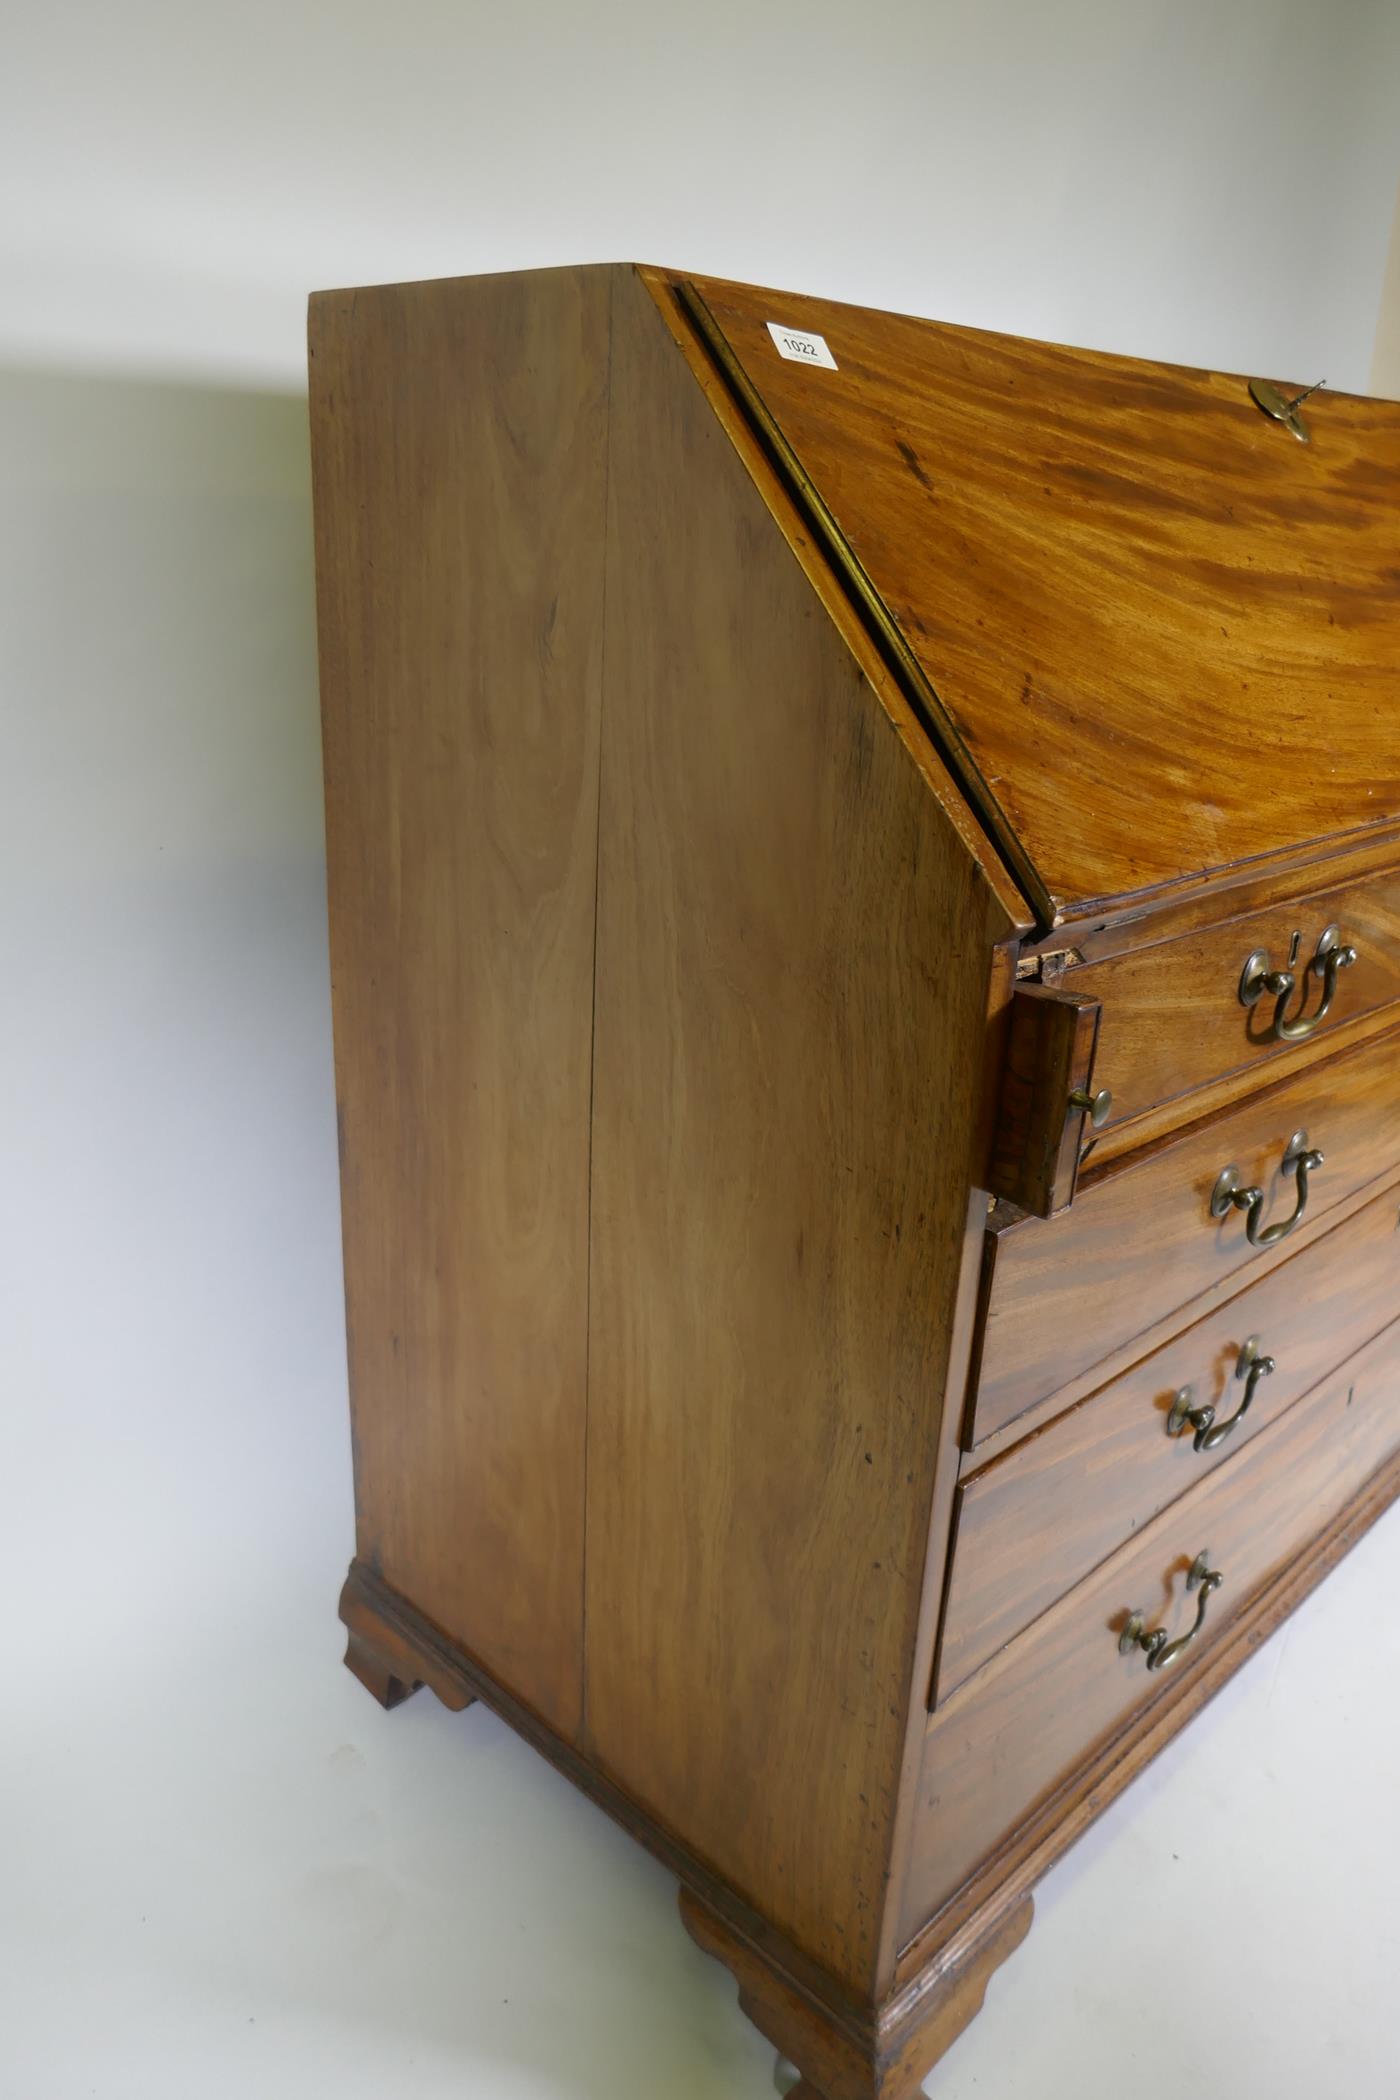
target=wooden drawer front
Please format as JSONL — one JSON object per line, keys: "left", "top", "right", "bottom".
{"left": 972, "top": 1022, "right": 1400, "bottom": 1447}
{"left": 1064, "top": 866, "right": 1400, "bottom": 1153}
{"left": 905, "top": 1316, "right": 1400, "bottom": 1938}
{"left": 938, "top": 1177, "right": 1400, "bottom": 1703}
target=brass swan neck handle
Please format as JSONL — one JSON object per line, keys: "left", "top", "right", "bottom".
{"left": 1239, "top": 924, "right": 1357, "bottom": 1044}
{"left": 1119, "top": 1553, "right": 1223, "bottom": 1673}
{"left": 1167, "top": 1336, "right": 1277, "bottom": 1453}
{"left": 1210, "top": 1130, "right": 1322, "bottom": 1249}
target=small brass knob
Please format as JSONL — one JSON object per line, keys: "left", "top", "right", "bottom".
{"left": 1069, "top": 1085, "right": 1113, "bottom": 1130}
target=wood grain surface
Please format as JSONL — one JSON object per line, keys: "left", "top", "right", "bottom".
{"left": 583, "top": 267, "right": 1013, "bottom": 1995}
{"left": 973, "top": 1020, "right": 1400, "bottom": 1443}
{"left": 310, "top": 265, "right": 615, "bottom": 1735}
{"left": 938, "top": 1175, "right": 1400, "bottom": 1699}
{"left": 680, "top": 1883, "right": 1033, "bottom": 2100}
{"left": 1064, "top": 861, "right": 1400, "bottom": 1148}
{"left": 686, "top": 272, "right": 1400, "bottom": 927}
{"left": 985, "top": 983, "right": 1101, "bottom": 1217}
{"left": 907, "top": 1315, "right": 1400, "bottom": 1933}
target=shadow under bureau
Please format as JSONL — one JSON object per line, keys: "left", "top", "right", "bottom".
{"left": 308, "top": 263, "right": 1400, "bottom": 2100}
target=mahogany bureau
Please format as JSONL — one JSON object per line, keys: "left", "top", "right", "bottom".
{"left": 308, "top": 263, "right": 1400, "bottom": 2098}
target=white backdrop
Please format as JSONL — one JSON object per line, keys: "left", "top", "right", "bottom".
{"left": 4, "top": 0, "right": 1400, "bottom": 392}
{"left": 4, "top": 5, "right": 1400, "bottom": 2097}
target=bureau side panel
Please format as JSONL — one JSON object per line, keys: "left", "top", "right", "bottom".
{"left": 309, "top": 267, "right": 615, "bottom": 1737}
{"left": 584, "top": 268, "right": 1007, "bottom": 1996}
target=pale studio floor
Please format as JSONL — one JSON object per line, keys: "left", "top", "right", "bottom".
{"left": 7, "top": 369, "right": 1400, "bottom": 2100}
{"left": 11, "top": 1443, "right": 1400, "bottom": 2100}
